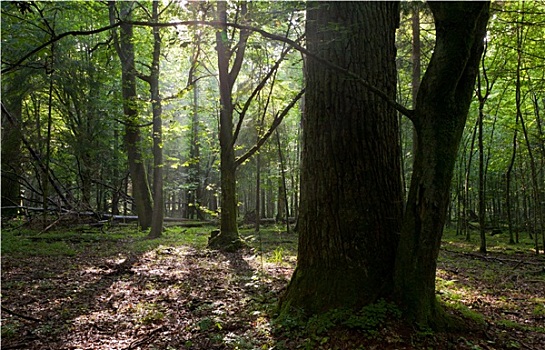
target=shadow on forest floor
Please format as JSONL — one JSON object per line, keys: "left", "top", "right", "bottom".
{"left": 1, "top": 224, "right": 544, "bottom": 349}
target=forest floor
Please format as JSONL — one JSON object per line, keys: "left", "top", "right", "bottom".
{"left": 1, "top": 222, "right": 544, "bottom": 349}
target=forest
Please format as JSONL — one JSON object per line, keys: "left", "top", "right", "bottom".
{"left": 1, "top": 1, "right": 544, "bottom": 349}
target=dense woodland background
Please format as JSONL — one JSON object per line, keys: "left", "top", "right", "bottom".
{"left": 2, "top": 1, "right": 545, "bottom": 349}
{"left": 1, "top": 1, "right": 544, "bottom": 253}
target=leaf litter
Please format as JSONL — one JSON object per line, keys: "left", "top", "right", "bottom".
{"left": 1, "top": 228, "right": 544, "bottom": 349}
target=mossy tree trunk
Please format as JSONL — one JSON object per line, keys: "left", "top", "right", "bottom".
{"left": 280, "top": 1, "right": 402, "bottom": 315}
{"left": 394, "top": 2, "right": 490, "bottom": 328}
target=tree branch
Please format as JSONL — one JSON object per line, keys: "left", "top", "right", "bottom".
{"left": 235, "top": 88, "right": 305, "bottom": 168}
{"left": 2, "top": 17, "right": 414, "bottom": 120}
{"left": 1, "top": 22, "right": 122, "bottom": 74}
{"left": 1, "top": 306, "right": 42, "bottom": 323}
{"left": 1, "top": 103, "right": 73, "bottom": 209}
{"left": 124, "top": 20, "right": 415, "bottom": 120}
{"left": 232, "top": 39, "right": 300, "bottom": 147}
{"left": 228, "top": 2, "right": 250, "bottom": 87}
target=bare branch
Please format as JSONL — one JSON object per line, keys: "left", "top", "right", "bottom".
{"left": 232, "top": 39, "right": 300, "bottom": 147}
{"left": 2, "top": 17, "right": 414, "bottom": 120}
{"left": 235, "top": 88, "right": 305, "bottom": 168}
{"left": 1, "top": 22, "right": 122, "bottom": 74}
{"left": 125, "top": 19, "right": 415, "bottom": 120}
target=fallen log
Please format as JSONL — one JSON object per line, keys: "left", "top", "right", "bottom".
{"left": 441, "top": 247, "right": 544, "bottom": 266}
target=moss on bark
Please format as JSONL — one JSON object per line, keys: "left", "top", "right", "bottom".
{"left": 207, "top": 230, "right": 246, "bottom": 252}
{"left": 279, "top": 265, "right": 389, "bottom": 318}
{"left": 394, "top": 2, "right": 490, "bottom": 330}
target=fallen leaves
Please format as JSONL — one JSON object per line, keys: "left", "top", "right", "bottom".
{"left": 1, "top": 229, "right": 544, "bottom": 349}
{"left": 1, "top": 239, "right": 289, "bottom": 350}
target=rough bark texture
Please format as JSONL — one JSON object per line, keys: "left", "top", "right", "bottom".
{"left": 280, "top": 1, "right": 402, "bottom": 315}
{"left": 394, "top": 2, "right": 490, "bottom": 329}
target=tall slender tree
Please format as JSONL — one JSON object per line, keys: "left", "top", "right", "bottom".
{"left": 109, "top": 1, "right": 154, "bottom": 229}
{"left": 208, "top": 1, "right": 250, "bottom": 250}
{"left": 144, "top": 0, "right": 164, "bottom": 238}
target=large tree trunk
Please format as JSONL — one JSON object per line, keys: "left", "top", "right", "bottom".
{"left": 280, "top": 1, "right": 402, "bottom": 314}
{"left": 394, "top": 2, "right": 490, "bottom": 328}
{"left": 109, "top": 1, "right": 153, "bottom": 230}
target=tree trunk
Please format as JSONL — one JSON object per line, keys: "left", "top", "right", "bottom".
{"left": 394, "top": 2, "right": 490, "bottom": 328}
{"left": 43, "top": 68, "right": 55, "bottom": 226}
{"left": 477, "top": 62, "right": 490, "bottom": 254}
{"left": 276, "top": 129, "right": 290, "bottom": 233}
{"left": 506, "top": 121, "right": 518, "bottom": 244}
{"left": 280, "top": 1, "right": 402, "bottom": 315}
{"left": 109, "top": 1, "right": 153, "bottom": 230}
{"left": 255, "top": 151, "right": 261, "bottom": 233}
{"left": 111, "top": 127, "right": 121, "bottom": 215}
{"left": 148, "top": 0, "right": 164, "bottom": 238}
{"left": 187, "top": 26, "right": 205, "bottom": 221}
{"left": 1, "top": 95, "right": 23, "bottom": 218}
{"left": 531, "top": 93, "right": 545, "bottom": 253}
{"left": 208, "top": 1, "right": 249, "bottom": 250}
{"left": 464, "top": 121, "right": 478, "bottom": 241}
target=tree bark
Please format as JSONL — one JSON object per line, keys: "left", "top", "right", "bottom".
{"left": 208, "top": 1, "right": 249, "bottom": 250}
{"left": 109, "top": 1, "right": 153, "bottom": 230}
{"left": 148, "top": 0, "right": 164, "bottom": 238}
{"left": 394, "top": 2, "right": 490, "bottom": 328}
{"left": 280, "top": 1, "right": 402, "bottom": 314}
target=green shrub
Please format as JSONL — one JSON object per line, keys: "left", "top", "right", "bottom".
{"left": 276, "top": 299, "right": 402, "bottom": 343}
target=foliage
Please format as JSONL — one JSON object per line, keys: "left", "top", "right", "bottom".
{"left": 2, "top": 0, "right": 545, "bottom": 346}
{"left": 3, "top": 1, "right": 542, "bottom": 245}
{"left": 275, "top": 299, "right": 402, "bottom": 348}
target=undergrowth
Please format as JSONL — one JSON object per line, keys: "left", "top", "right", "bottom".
{"left": 0, "top": 224, "right": 211, "bottom": 257}
{"left": 2, "top": 222, "right": 544, "bottom": 349}
{"left": 274, "top": 299, "right": 402, "bottom": 348}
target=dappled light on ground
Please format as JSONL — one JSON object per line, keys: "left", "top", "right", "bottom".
{"left": 1, "top": 226, "right": 544, "bottom": 349}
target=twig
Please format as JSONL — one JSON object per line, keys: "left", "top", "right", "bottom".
{"left": 38, "top": 215, "right": 63, "bottom": 234}
{"left": 124, "top": 325, "right": 165, "bottom": 350}
{"left": 1, "top": 306, "right": 42, "bottom": 322}
{"left": 1, "top": 341, "right": 37, "bottom": 350}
